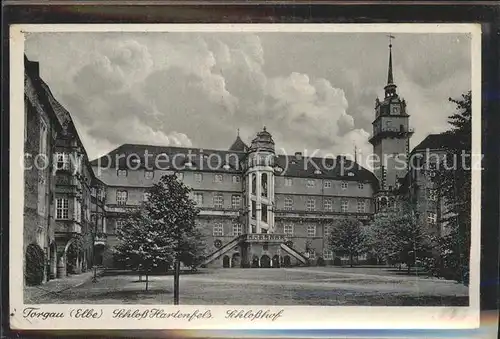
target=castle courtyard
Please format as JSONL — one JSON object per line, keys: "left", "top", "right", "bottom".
{"left": 26, "top": 266, "right": 468, "bottom": 306}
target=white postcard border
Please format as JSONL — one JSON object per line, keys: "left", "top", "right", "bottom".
{"left": 9, "top": 23, "right": 482, "bottom": 330}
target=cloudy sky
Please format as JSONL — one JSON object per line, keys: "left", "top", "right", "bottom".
{"left": 25, "top": 31, "right": 471, "bottom": 161}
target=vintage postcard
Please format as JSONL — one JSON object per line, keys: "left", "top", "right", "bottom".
{"left": 10, "top": 23, "right": 481, "bottom": 330}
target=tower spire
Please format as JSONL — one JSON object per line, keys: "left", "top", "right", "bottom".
{"left": 384, "top": 34, "right": 397, "bottom": 98}
{"left": 387, "top": 34, "right": 395, "bottom": 85}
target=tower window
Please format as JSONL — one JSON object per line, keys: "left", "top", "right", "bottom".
{"left": 358, "top": 182, "right": 364, "bottom": 190}
{"left": 214, "top": 174, "right": 223, "bottom": 183}
{"left": 341, "top": 181, "right": 348, "bottom": 190}
{"left": 284, "top": 178, "right": 293, "bottom": 186}
{"left": 251, "top": 201, "right": 256, "bottom": 219}
{"left": 232, "top": 175, "right": 241, "bottom": 183}
{"left": 284, "top": 197, "right": 293, "bottom": 210}
{"left": 284, "top": 224, "right": 294, "bottom": 236}
{"left": 324, "top": 181, "right": 332, "bottom": 188}
{"left": 251, "top": 173, "right": 256, "bottom": 194}
{"left": 194, "top": 173, "right": 203, "bottom": 182}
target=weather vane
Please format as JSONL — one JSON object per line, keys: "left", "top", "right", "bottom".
{"left": 387, "top": 34, "right": 395, "bottom": 47}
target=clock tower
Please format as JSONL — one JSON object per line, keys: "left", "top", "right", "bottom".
{"left": 369, "top": 38, "right": 413, "bottom": 194}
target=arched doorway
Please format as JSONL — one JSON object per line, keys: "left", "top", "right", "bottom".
{"left": 231, "top": 253, "right": 241, "bottom": 268}
{"left": 222, "top": 255, "right": 230, "bottom": 268}
{"left": 25, "top": 243, "right": 45, "bottom": 286}
{"left": 272, "top": 255, "right": 280, "bottom": 268}
{"left": 261, "top": 255, "right": 271, "bottom": 268}
{"left": 283, "top": 255, "right": 291, "bottom": 267}
{"left": 251, "top": 255, "right": 260, "bottom": 268}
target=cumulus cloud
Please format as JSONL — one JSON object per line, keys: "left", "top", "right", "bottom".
{"left": 24, "top": 32, "right": 471, "bottom": 162}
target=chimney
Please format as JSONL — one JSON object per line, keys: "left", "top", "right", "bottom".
{"left": 294, "top": 152, "right": 302, "bottom": 160}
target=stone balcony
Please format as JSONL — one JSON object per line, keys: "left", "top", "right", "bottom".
{"left": 243, "top": 233, "right": 286, "bottom": 243}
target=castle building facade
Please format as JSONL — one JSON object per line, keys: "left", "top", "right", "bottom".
{"left": 91, "top": 130, "right": 378, "bottom": 268}
{"left": 25, "top": 41, "right": 457, "bottom": 277}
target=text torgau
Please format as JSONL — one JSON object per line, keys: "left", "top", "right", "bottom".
{"left": 226, "top": 309, "right": 284, "bottom": 321}
{"left": 112, "top": 308, "right": 212, "bottom": 321}
{"left": 23, "top": 307, "right": 65, "bottom": 320}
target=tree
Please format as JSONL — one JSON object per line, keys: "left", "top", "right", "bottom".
{"left": 114, "top": 174, "right": 205, "bottom": 291}
{"left": 432, "top": 91, "right": 472, "bottom": 284}
{"left": 367, "top": 202, "right": 433, "bottom": 273}
{"left": 328, "top": 218, "right": 366, "bottom": 267}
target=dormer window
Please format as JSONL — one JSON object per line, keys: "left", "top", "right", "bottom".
{"left": 314, "top": 169, "right": 322, "bottom": 175}
{"left": 347, "top": 172, "right": 355, "bottom": 177}
{"left": 223, "top": 164, "right": 231, "bottom": 170}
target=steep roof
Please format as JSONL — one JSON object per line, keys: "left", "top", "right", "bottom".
{"left": 228, "top": 135, "right": 248, "bottom": 152}
{"left": 91, "top": 143, "right": 379, "bottom": 185}
{"left": 412, "top": 133, "right": 456, "bottom": 152}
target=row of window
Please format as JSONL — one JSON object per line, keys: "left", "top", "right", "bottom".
{"left": 211, "top": 224, "right": 334, "bottom": 238}
{"left": 284, "top": 197, "right": 366, "bottom": 213}
{"left": 116, "top": 169, "right": 366, "bottom": 192}
{"left": 116, "top": 189, "right": 368, "bottom": 213}
{"left": 285, "top": 178, "right": 364, "bottom": 190}
{"left": 117, "top": 169, "right": 243, "bottom": 184}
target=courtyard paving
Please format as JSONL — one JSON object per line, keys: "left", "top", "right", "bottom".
{"left": 26, "top": 266, "right": 469, "bottom": 306}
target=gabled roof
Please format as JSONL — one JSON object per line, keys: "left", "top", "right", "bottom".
{"left": 228, "top": 135, "right": 248, "bottom": 152}
{"left": 412, "top": 133, "right": 456, "bottom": 152}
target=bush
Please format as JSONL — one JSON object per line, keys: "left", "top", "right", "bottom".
{"left": 317, "top": 257, "right": 325, "bottom": 266}
{"left": 25, "top": 244, "right": 45, "bottom": 286}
